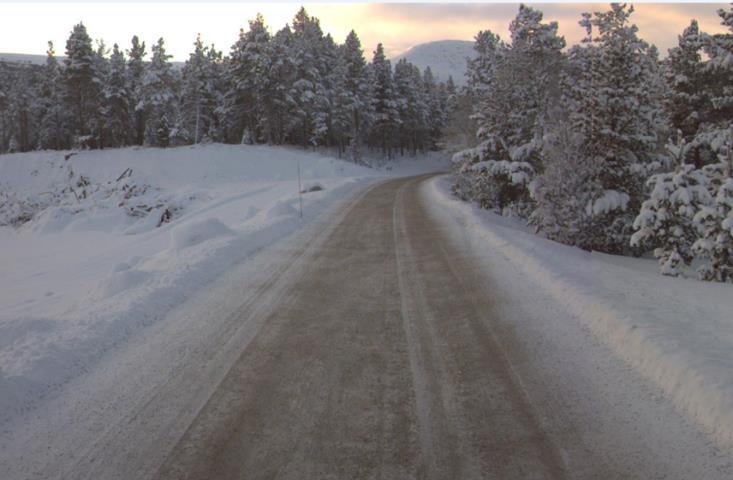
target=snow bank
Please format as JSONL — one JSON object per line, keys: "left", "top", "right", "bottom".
{"left": 425, "top": 175, "right": 733, "bottom": 450}
{"left": 266, "top": 200, "right": 298, "bottom": 219}
{"left": 97, "top": 268, "right": 151, "bottom": 300}
{"left": 169, "top": 218, "right": 234, "bottom": 250}
{"left": 0, "top": 143, "right": 381, "bottom": 425}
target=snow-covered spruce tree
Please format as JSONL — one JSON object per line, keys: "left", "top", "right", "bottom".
{"left": 502, "top": 4, "right": 565, "bottom": 170}
{"left": 422, "top": 67, "right": 445, "bottom": 151}
{"left": 631, "top": 136, "right": 713, "bottom": 276}
{"left": 693, "top": 129, "right": 733, "bottom": 281}
{"left": 90, "top": 40, "right": 110, "bottom": 148}
{"left": 535, "top": 5, "right": 663, "bottom": 253}
{"left": 318, "top": 33, "right": 341, "bottom": 150}
{"left": 168, "top": 109, "right": 190, "bottom": 147}
{"left": 664, "top": 7, "right": 733, "bottom": 176}
{"left": 181, "top": 34, "right": 222, "bottom": 144}
{"left": 663, "top": 21, "right": 706, "bottom": 145}
{"left": 701, "top": 6, "right": 733, "bottom": 129}
{"left": 442, "top": 75, "right": 461, "bottom": 143}
{"left": 442, "top": 76, "right": 477, "bottom": 153}
{"left": 63, "top": 23, "right": 102, "bottom": 146}
{"left": 37, "top": 42, "right": 71, "bottom": 150}
{"left": 0, "top": 62, "right": 39, "bottom": 153}
{"left": 224, "top": 14, "right": 274, "bottom": 144}
{"left": 436, "top": 81, "right": 450, "bottom": 141}
{"left": 368, "top": 43, "right": 400, "bottom": 158}
{"left": 7, "top": 68, "right": 34, "bottom": 152}
{"left": 333, "top": 30, "right": 371, "bottom": 162}
{"left": 529, "top": 116, "right": 602, "bottom": 247}
{"left": 289, "top": 7, "right": 329, "bottom": 147}
{"left": 101, "top": 43, "right": 133, "bottom": 148}
{"left": 452, "top": 29, "right": 503, "bottom": 203}
{"left": 203, "top": 45, "right": 226, "bottom": 143}
{"left": 180, "top": 34, "right": 206, "bottom": 144}
{"left": 454, "top": 5, "right": 565, "bottom": 219}
{"left": 127, "top": 35, "right": 147, "bottom": 145}
{"left": 141, "top": 38, "right": 178, "bottom": 147}
{"left": 267, "top": 25, "right": 297, "bottom": 145}
{"left": 0, "top": 68, "right": 9, "bottom": 151}
{"left": 393, "top": 58, "right": 428, "bottom": 156}
{"left": 662, "top": 20, "right": 728, "bottom": 170}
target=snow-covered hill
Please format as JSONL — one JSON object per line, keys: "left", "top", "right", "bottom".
{"left": 393, "top": 40, "right": 475, "bottom": 86}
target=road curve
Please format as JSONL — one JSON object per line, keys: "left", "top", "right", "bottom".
{"left": 153, "top": 175, "right": 565, "bottom": 479}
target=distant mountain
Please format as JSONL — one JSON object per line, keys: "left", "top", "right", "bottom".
{"left": 0, "top": 53, "right": 49, "bottom": 65}
{"left": 0, "top": 52, "right": 184, "bottom": 68}
{"left": 2, "top": 41, "right": 476, "bottom": 80}
{"left": 393, "top": 40, "right": 475, "bottom": 86}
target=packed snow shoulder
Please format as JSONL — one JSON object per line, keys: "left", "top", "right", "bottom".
{"left": 426, "top": 175, "right": 733, "bottom": 451}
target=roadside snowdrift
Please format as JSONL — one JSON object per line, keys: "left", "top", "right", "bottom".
{"left": 426, "top": 175, "right": 733, "bottom": 450}
{"left": 0, "top": 144, "right": 378, "bottom": 424}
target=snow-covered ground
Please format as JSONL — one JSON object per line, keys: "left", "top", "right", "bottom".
{"left": 425, "top": 175, "right": 733, "bottom": 451}
{"left": 0, "top": 144, "right": 446, "bottom": 425}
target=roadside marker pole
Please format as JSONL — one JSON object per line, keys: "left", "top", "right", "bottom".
{"left": 297, "top": 158, "right": 303, "bottom": 219}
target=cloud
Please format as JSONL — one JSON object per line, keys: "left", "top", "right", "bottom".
{"left": 353, "top": 3, "right": 729, "bottom": 57}
{"left": 0, "top": 2, "right": 729, "bottom": 61}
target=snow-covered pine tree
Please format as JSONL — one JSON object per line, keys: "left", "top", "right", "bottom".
{"left": 224, "top": 14, "right": 274, "bottom": 144}
{"left": 101, "top": 43, "right": 133, "bottom": 148}
{"left": 631, "top": 135, "right": 713, "bottom": 276}
{"left": 659, "top": 6, "right": 733, "bottom": 182}
{"left": 289, "top": 8, "right": 329, "bottom": 147}
{"left": 203, "top": 45, "right": 226, "bottom": 143}
{"left": 393, "top": 59, "right": 424, "bottom": 155}
{"left": 334, "top": 30, "right": 371, "bottom": 161}
{"left": 442, "top": 75, "right": 459, "bottom": 138}
{"left": 664, "top": 21, "right": 706, "bottom": 146}
{"left": 267, "top": 24, "right": 297, "bottom": 145}
{"left": 701, "top": 6, "right": 733, "bottom": 128}
{"left": 181, "top": 34, "right": 222, "bottom": 144}
{"left": 0, "top": 67, "right": 9, "bottom": 152}
{"left": 127, "top": 35, "right": 146, "bottom": 145}
{"left": 368, "top": 43, "right": 399, "bottom": 158}
{"left": 63, "top": 23, "right": 101, "bottom": 146}
{"left": 535, "top": 4, "right": 663, "bottom": 252}
{"left": 442, "top": 75, "right": 476, "bottom": 152}
{"left": 326, "top": 39, "right": 350, "bottom": 156}
{"left": 454, "top": 5, "right": 565, "bottom": 218}
{"left": 37, "top": 42, "right": 71, "bottom": 150}
{"left": 141, "top": 38, "right": 178, "bottom": 147}
{"left": 180, "top": 34, "right": 206, "bottom": 144}
{"left": 693, "top": 128, "right": 733, "bottom": 281}
{"left": 317, "top": 33, "right": 340, "bottom": 148}
{"left": 7, "top": 68, "right": 33, "bottom": 152}
{"left": 422, "top": 67, "right": 444, "bottom": 150}
{"left": 530, "top": 117, "right": 607, "bottom": 248}
{"left": 452, "top": 29, "right": 503, "bottom": 202}
{"left": 503, "top": 4, "right": 565, "bottom": 170}
{"left": 90, "top": 40, "right": 110, "bottom": 148}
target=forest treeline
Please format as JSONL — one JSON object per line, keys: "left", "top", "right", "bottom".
{"left": 0, "top": 8, "right": 453, "bottom": 161}
{"left": 453, "top": 3, "right": 733, "bottom": 281}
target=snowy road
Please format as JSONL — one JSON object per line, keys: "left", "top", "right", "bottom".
{"left": 2, "top": 174, "right": 730, "bottom": 479}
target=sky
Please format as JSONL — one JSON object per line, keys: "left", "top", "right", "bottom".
{"left": 0, "top": 2, "right": 729, "bottom": 61}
